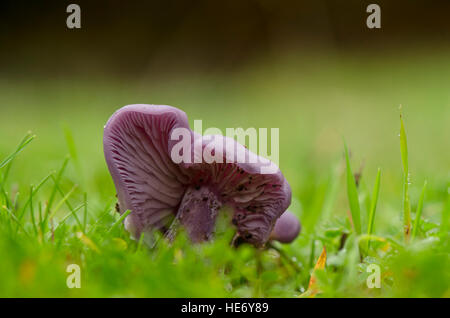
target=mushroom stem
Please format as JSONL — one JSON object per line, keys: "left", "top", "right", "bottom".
{"left": 177, "top": 185, "right": 222, "bottom": 243}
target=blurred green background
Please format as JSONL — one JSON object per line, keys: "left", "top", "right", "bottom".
{"left": 1, "top": 0, "right": 449, "bottom": 201}
{"left": 0, "top": 0, "right": 448, "bottom": 297}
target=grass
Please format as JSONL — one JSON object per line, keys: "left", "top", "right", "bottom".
{"left": 400, "top": 110, "right": 412, "bottom": 243}
{"left": 412, "top": 181, "right": 428, "bottom": 241}
{"left": 367, "top": 168, "right": 381, "bottom": 251}
{"left": 344, "top": 141, "right": 362, "bottom": 234}
{"left": 0, "top": 50, "right": 449, "bottom": 297}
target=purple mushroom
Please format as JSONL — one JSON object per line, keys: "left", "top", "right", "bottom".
{"left": 270, "top": 211, "right": 301, "bottom": 244}
{"left": 103, "top": 104, "right": 292, "bottom": 247}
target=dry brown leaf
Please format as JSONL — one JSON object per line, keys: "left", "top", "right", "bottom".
{"left": 299, "top": 246, "right": 327, "bottom": 298}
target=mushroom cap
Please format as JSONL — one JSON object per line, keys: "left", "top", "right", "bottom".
{"left": 103, "top": 104, "right": 291, "bottom": 246}
{"left": 270, "top": 210, "right": 301, "bottom": 243}
{"left": 104, "top": 105, "right": 191, "bottom": 238}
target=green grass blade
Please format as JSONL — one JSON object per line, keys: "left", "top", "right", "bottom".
{"left": 63, "top": 124, "right": 78, "bottom": 165}
{"left": 400, "top": 115, "right": 409, "bottom": 175}
{"left": 0, "top": 133, "right": 35, "bottom": 209}
{"left": 308, "top": 237, "right": 316, "bottom": 270}
{"left": 400, "top": 113, "right": 412, "bottom": 242}
{"left": 0, "top": 162, "right": 13, "bottom": 201}
{"left": 43, "top": 157, "right": 69, "bottom": 224}
{"left": 83, "top": 192, "right": 88, "bottom": 233}
{"left": 108, "top": 209, "right": 131, "bottom": 233}
{"left": 63, "top": 124, "right": 84, "bottom": 185}
{"left": 29, "top": 185, "right": 38, "bottom": 236}
{"left": 136, "top": 232, "right": 146, "bottom": 253}
{"left": 2, "top": 205, "right": 30, "bottom": 238}
{"left": 48, "top": 184, "right": 78, "bottom": 219}
{"left": 367, "top": 168, "right": 381, "bottom": 250}
{"left": 51, "top": 203, "right": 85, "bottom": 233}
{"left": 344, "top": 142, "right": 362, "bottom": 234}
{"left": 302, "top": 162, "right": 341, "bottom": 233}
{"left": 38, "top": 202, "right": 43, "bottom": 229}
{"left": 442, "top": 193, "right": 450, "bottom": 234}
{"left": 0, "top": 133, "right": 35, "bottom": 169}
{"left": 17, "top": 172, "right": 53, "bottom": 220}
{"left": 48, "top": 175, "right": 83, "bottom": 230}
{"left": 0, "top": 184, "right": 11, "bottom": 211}
{"left": 87, "top": 198, "right": 115, "bottom": 234}
{"left": 1, "top": 133, "right": 35, "bottom": 187}
{"left": 412, "top": 181, "right": 427, "bottom": 240}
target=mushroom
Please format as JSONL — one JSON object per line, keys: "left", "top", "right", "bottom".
{"left": 270, "top": 211, "right": 301, "bottom": 244}
{"left": 103, "top": 104, "right": 292, "bottom": 247}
